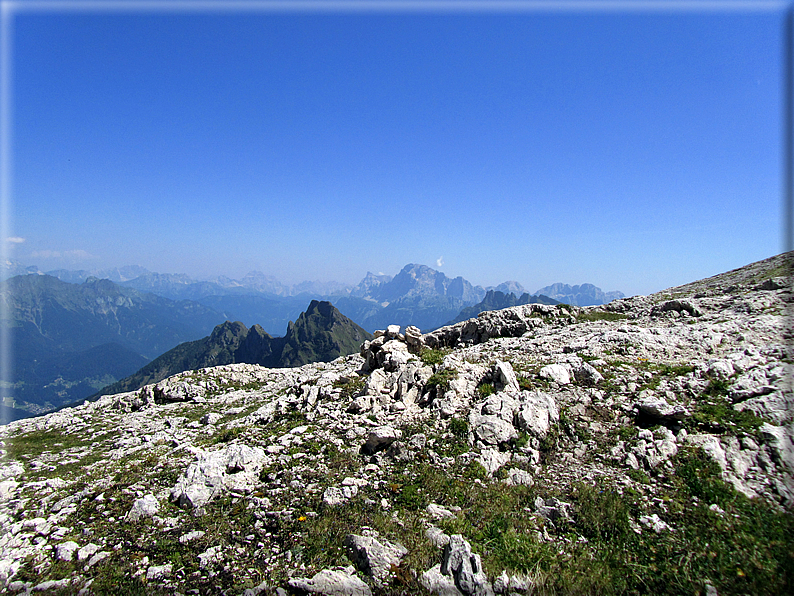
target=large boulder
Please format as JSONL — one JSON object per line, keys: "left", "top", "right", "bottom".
{"left": 421, "top": 534, "right": 494, "bottom": 596}
{"left": 361, "top": 426, "right": 403, "bottom": 455}
{"left": 344, "top": 533, "right": 408, "bottom": 583}
{"left": 170, "top": 444, "right": 266, "bottom": 509}
{"left": 288, "top": 566, "right": 372, "bottom": 596}
{"left": 515, "top": 391, "right": 559, "bottom": 438}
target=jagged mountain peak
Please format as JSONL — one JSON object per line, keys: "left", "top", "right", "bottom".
{"left": 95, "top": 300, "right": 372, "bottom": 397}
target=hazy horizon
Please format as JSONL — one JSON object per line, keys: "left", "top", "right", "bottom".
{"left": 5, "top": 1, "right": 786, "bottom": 297}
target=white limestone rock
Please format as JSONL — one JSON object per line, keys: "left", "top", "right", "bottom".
{"left": 288, "top": 566, "right": 372, "bottom": 596}
{"left": 639, "top": 514, "right": 671, "bottom": 533}
{"left": 146, "top": 563, "right": 173, "bottom": 580}
{"left": 636, "top": 394, "right": 690, "bottom": 422}
{"left": 476, "top": 449, "right": 511, "bottom": 476}
{"left": 515, "top": 391, "right": 559, "bottom": 438}
{"left": 493, "top": 361, "right": 520, "bottom": 394}
{"left": 126, "top": 494, "right": 159, "bottom": 522}
{"left": 55, "top": 541, "right": 80, "bottom": 562}
{"left": 503, "top": 468, "right": 534, "bottom": 487}
{"left": 323, "top": 485, "right": 359, "bottom": 506}
{"left": 198, "top": 545, "right": 224, "bottom": 568}
{"left": 538, "top": 364, "right": 571, "bottom": 385}
{"left": 361, "top": 426, "right": 402, "bottom": 455}
{"left": 440, "top": 534, "right": 494, "bottom": 596}
{"left": 344, "top": 533, "right": 408, "bottom": 582}
{"left": 170, "top": 444, "right": 266, "bottom": 508}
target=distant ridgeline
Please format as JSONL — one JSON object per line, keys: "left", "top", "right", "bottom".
{"left": 95, "top": 300, "right": 372, "bottom": 398}
{"left": 0, "top": 274, "right": 226, "bottom": 418}
{"left": 533, "top": 283, "right": 624, "bottom": 307}
{"left": 443, "top": 290, "right": 560, "bottom": 327}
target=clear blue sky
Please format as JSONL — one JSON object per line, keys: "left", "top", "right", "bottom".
{"left": 6, "top": 1, "right": 786, "bottom": 296}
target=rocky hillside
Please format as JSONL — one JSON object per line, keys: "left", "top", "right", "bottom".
{"left": 96, "top": 301, "right": 372, "bottom": 398}
{"left": 0, "top": 253, "right": 792, "bottom": 595}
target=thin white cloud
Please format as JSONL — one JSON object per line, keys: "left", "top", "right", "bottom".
{"left": 29, "top": 248, "right": 97, "bottom": 260}
{"left": 64, "top": 249, "right": 97, "bottom": 260}
{"left": 5, "top": 237, "right": 24, "bottom": 244}
{"left": 30, "top": 250, "right": 61, "bottom": 258}
{"left": 436, "top": 256, "right": 444, "bottom": 267}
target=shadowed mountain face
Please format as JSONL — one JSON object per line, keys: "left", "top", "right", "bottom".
{"left": 278, "top": 300, "right": 372, "bottom": 368}
{"left": 96, "top": 300, "right": 372, "bottom": 398}
{"left": 0, "top": 275, "right": 226, "bottom": 414}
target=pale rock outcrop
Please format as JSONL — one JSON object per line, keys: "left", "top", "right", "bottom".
{"left": 760, "top": 424, "right": 794, "bottom": 474}
{"left": 573, "top": 362, "right": 604, "bottom": 385}
{"left": 55, "top": 541, "right": 80, "bottom": 562}
{"left": 171, "top": 444, "right": 266, "bottom": 509}
{"left": 422, "top": 534, "right": 494, "bottom": 596}
{"left": 493, "top": 571, "right": 530, "bottom": 594}
{"left": 538, "top": 364, "right": 571, "bottom": 385}
{"left": 492, "top": 361, "right": 519, "bottom": 394}
{"left": 534, "top": 497, "right": 572, "bottom": 523}
{"left": 323, "top": 485, "right": 359, "bottom": 506}
{"left": 146, "top": 564, "right": 172, "bottom": 580}
{"left": 476, "top": 449, "right": 512, "bottom": 476}
{"left": 639, "top": 514, "right": 671, "bottom": 533}
{"left": 344, "top": 533, "right": 408, "bottom": 582}
{"left": 361, "top": 426, "right": 402, "bottom": 455}
{"left": 126, "top": 494, "right": 159, "bottom": 522}
{"left": 636, "top": 393, "right": 690, "bottom": 422}
{"left": 652, "top": 299, "right": 702, "bottom": 318}
{"left": 469, "top": 393, "right": 519, "bottom": 447}
{"left": 427, "top": 503, "right": 457, "bottom": 519}
{"left": 289, "top": 566, "right": 372, "bottom": 596}
{"left": 515, "top": 391, "right": 559, "bottom": 438}
{"left": 503, "top": 468, "right": 534, "bottom": 487}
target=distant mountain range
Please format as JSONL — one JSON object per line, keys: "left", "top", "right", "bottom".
{"left": 95, "top": 300, "right": 371, "bottom": 399}
{"left": 4, "top": 260, "right": 624, "bottom": 329}
{"left": 0, "top": 275, "right": 226, "bottom": 416}
{"left": 533, "top": 283, "right": 625, "bottom": 306}
{"left": 335, "top": 263, "right": 488, "bottom": 331}
{"left": 1, "top": 261, "right": 624, "bottom": 420}
{"left": 443, "top": 290, "right": 560, "bottom": 327}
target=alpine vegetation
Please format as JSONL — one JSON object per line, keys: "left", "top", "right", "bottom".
{"left": 0, "top": 253, "right": 791, "bottom": 595}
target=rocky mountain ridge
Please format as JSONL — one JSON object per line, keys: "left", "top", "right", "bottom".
{"left": 0, "top": 253, "right": 790, "bottom": 595}
{"left": 94, "top": 301, "right": 372, "bottom": 399}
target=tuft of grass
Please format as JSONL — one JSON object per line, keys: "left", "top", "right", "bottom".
{"left": 332, "top": 376, "right": 366, "bottom": 399}
{"left": 449, "top": 417, "right": 469, "bottom": 439}
{"left": 213, "top": 426, "right": 244, "bottom": 444}
{"left": 573, "top": 482, "right": 633, "bottom": 541}
{"left": 425, "top": 369, "right": 458, "bottom": 393}
{"left": 420, "top": 347, "right": 450, "bottom": 366}
{"left": 478, "top": 382, "right": 495, "bottom": 398}
{"left": 577, "top": 311, "right": 628, "bottom": 323}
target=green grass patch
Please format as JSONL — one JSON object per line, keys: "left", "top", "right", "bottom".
{"left": 420, "top": 347, "right": 451, "bottom": 366}
{"left": 332, "top": 376, "right": 366, "bottom": 399}
{"left": 577, "top": 311, "right": 628, "bottom": 323}
{"left": 425, "top": 369, "right": 458, "bottom": 393}
{"left": 478, "top": 382, "right": 495, "bottom": 398}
